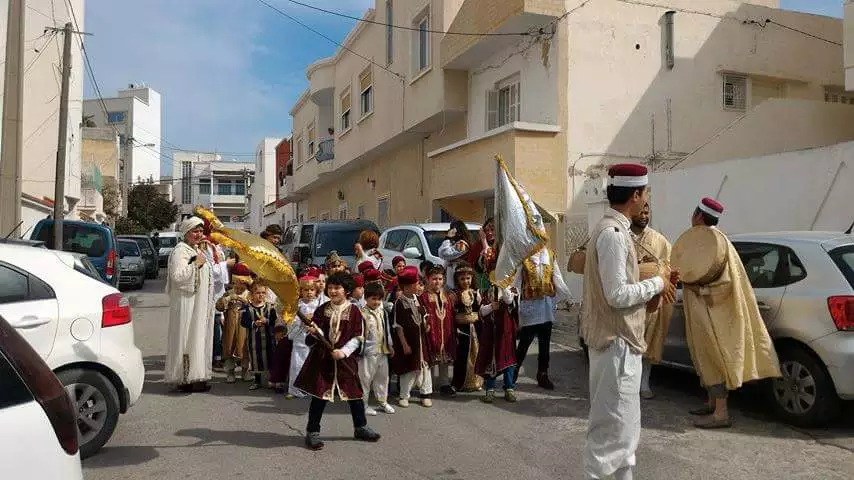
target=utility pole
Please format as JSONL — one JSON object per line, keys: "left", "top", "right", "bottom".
{"left": 52, "top": 22, "right": 74, "bottom": 251}
{"left": 0, "top": 0, "right": 26, "bottom": 238}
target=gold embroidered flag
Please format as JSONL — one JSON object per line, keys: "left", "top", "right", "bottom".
{"left": 492, "top": 155, "right": 549, "bottom": 288}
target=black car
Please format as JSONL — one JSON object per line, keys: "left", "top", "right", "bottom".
{"left": 280, "top": 220, "right": 380, "bottom": 268}
{"left": 117, "top": 235, "right": 159, "bottom": 279}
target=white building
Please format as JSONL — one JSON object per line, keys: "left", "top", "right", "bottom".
{"left": 171, "top": 151, "right": 253, "bottom": 230}
{"left": 0, "top": 0, "right": 86, "bottom": 237}
{"left": 83, "top": 84, "right": 162, "bottom": 193}
{"left": 247, "top": 137, "right": 280, "bottom": 234}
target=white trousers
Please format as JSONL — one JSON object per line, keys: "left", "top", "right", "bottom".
{"left": 584, "top": 337, "right": 642, "bottom": 479}
{"left": 400, "top": 364, "right": 433, "bottom": 399}
{"left": 359, "top": 352, "right": 390, "bottom": 404}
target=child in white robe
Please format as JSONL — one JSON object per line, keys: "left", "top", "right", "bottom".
{"left": 360, "top": 282, "right": 395, "bottom": 415}
{"left": 287, "top": 275, "right": 319, "bottom": 399}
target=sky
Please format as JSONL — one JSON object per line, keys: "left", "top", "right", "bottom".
{"left": 83, "top": 0, "right": 843, "bottom": 176}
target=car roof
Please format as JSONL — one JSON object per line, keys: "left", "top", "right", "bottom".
{"left": 0, "top": 243, "right": 66, "bottom": 263}
{"left": 310, "top": 221, "right": 379, "bottom": 231}
{"left": 0, "top": 238, "right": 47, "bottom": 248}
{"left": 118, "top": 234, "right": 150, "bottom": 239}
{"left": 729, "top": 231, "right": 854, "bottom": 245}
{"left": 391, "top": 223, "right": 481, "bottom": 232}
{"left": 118, "top": 238, "right": 139, "bottom": 245}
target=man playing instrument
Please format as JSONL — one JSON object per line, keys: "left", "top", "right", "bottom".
{"left": 681, "top": 198, "right": 780, "bottom": 429}
{"left": 581, "top": 164, "right": 677, "bottom": 480}
{"left": 630, "top": 203, "right": 673, "bottom": 400}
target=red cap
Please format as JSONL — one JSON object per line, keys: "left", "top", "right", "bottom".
{"left": 231, "top": 263, "right": 252, "bottom": 277}
{"left": 364, "top": 268, "right": 382, "bottom": 283}
{"left": 607, "top": 163, "right": 648, "bottom": 187}
{"left": 357, "top": 261, "right": 374, "bottom": 273}
{"left": 397, "top": 265, "right": 419, "bottom": 286}
{"left": 352, "top": 274, "right": 364, "bottom": 288}
{"left": 306, "top": 266, "right": 322, "bottom": 277}
{"left": 298, "top": 275, "right": 318, "bottom": 284}
{"left": 699, "top": 197, "right": 724, "bottom": 218}
{"left": 392, "top": 256, "right": 406, "bottom": 267}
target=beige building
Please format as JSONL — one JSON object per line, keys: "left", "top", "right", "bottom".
{"left": 79, "top": 127, "right": 121, "bottom": 222}
{"left": 289, "top": 0, "right": 849, "bottom": 269}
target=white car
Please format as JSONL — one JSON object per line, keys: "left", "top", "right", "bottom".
{"left": 377, "top": 223, "right": 482, "bottom": 271}
{"left": 0, "top": 243, "right": 145, "bottom": 458}
{"left": 0, "top": 315, "right": 84, "bottom": 478}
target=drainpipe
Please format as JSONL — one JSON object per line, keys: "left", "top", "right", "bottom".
{"left": 664, "top": 11, "right": 675, "bottom": 70}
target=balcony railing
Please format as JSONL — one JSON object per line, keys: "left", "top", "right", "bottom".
{"left": 316, "top": 138, "right": 334, "bottom": 162}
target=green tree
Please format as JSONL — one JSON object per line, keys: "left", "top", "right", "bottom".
{"left": 121, "top": 183, "right": 178, "bottom": 234}
{"left": 102, "top": 179, "right": 120, "bottom": 222}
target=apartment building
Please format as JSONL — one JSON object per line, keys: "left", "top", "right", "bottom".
{"left": 845, "top": 1, "right": 854, "bottom": 89}
{"left": 268, "top": 137, "right": 298, "bottom": 229}
{"left": 83, "top": 84, "right": 163, "bottom": 190}
{"left": 79, "top": 127, "right": 122, "bottom": 222}
{"left": 171, "top": 151, "right": 253, "bottom": 230}
{"left": 247, "top": 137, "right": 280, "bottom": 233}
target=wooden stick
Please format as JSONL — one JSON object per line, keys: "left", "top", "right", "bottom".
{"left": 294, "top": 310, "right": 358, "bottom": 377}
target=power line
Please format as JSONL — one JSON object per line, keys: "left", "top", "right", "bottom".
{"left": 254, "top": 0, "right": 406, "bottom": 83}
{"left": 761, "top": 19, "right": 841, "bottom": 47}
{"left": 281, "top": 0, "right": 532, "bottom": 36}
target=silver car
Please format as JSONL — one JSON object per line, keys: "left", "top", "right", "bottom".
{"left": 661, "top": 232, "right": 854, "bottom": 428}
{"left": 117, "top": 239, "right": 146, "bottom": 290}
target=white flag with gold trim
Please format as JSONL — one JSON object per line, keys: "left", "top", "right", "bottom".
{"left": 492, "top": 155, "right": 548, "bottom": 288}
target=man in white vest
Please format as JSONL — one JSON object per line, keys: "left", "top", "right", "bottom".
{"left": 580, "top": 163, "right": 676, "bottom": 480}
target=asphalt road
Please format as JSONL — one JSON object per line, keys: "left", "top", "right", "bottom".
{"left": 82, "top": 275, "right": 854, "bottom": 479}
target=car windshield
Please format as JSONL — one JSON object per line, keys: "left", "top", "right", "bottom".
{"left": 423, "top": 229, "right": 481, "bottom": 256}
{"left": 35, "top": 223, "right": 109, "bottom": 257}
{"left": 158, "top": 237, "right": 178, "bottom": 248}
{"left": 313, "top": 229, "right": 364, "bottom": 257}
{"left": 73, "top": 256, "right": 103, "bottom": 282}
{"left": 119, "top": 241, "right": 140, "bottom": 257}
{"left": 830, "top": 245, "right": 854, "bottom": 289}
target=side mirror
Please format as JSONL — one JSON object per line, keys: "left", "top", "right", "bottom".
{"left": 402, "top": 247, "right": 422, "bottom": 259}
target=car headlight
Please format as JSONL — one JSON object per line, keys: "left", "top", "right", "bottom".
{"left": 128, "top": 263, "right": 142, "bottom": 271}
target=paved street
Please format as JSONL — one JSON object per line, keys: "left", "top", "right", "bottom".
{"left": 82, "top": 275, "right": 854, "bottom": 479}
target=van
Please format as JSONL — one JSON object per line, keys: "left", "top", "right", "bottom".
{"left": 281, "top": 220, "right": 380, "bottom": 269}
{"left": 30, "top": 220, "right": 120, "bottom": 287}
{"left": 154, "top": 232, "right": 181, "bottom": 267}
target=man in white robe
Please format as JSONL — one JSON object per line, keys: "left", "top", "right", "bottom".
{"left": 165, "top": 217, "right": 216, "bottom": 393}
{"left": 580, "top": 164, "right": 675, "bottom": 480}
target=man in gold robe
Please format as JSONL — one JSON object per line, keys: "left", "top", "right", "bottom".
{"left": 681, "top": 198, "right": 781, "bottom": 429}
{"left": 630, "top": 203, "right": 673, "bottom": 400}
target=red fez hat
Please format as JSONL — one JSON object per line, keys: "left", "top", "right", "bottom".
{"left": 306, "top": 266, "right": 322, "bottom": 277}
{"left": 358, "top": 261, "right": 374, "bottom": 273}
{"left": 392, "top": 256, "right": 406, "bottom": 267}
{"left": 352, "top": 274, "right": 365, "bottom": 288}
{"left": 231, "top": 263, "right": 252, "bottom": 277}
{"left": 364, "top": 268, "right": 382, "bottom": 283}
{"left": 397, "top": 265, "right": 419, "bottom": 286}
{"left": 298, "top": 275, "right": 318, "bottom": 285}
{"left": 607, "top": 163, "right": 648, "bottom": 187}
{"left": 699, "top": 197, "right": 724, "bottom": 218}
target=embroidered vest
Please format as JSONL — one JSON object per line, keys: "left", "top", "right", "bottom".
{"left": 521, "top": 250, "right": 556, "bottom": 300}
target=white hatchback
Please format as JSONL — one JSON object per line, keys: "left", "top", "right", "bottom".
{"left": 0, "top": 243, "right": 145, "bottom": 458}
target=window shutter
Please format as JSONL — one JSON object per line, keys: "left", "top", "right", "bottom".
{"left": 360, "top": 69, "right": 372, "bottom": 92}
{"left": 487, "top": 89, "right": 499, "bottom": 130}
{"left": 341, "top": 91, "right": 351, "bottom": 112}
{"left": 510, "top": 83, "right": 520, "bottom": 122}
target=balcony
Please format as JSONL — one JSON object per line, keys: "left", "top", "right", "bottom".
{"left": 442, "top": 0, "right": 563, "bottom": 70}
{"left": 308, "top": 58, "right": 335, "bottom": 106}
{"left": 316, "top": 137, "right": 334, "bottom": 162}
{"left": 210, "top": 193, "right": 247, "bottom": 206}
{"left": 317, "top": 156, "right": 334, "bottom": 176}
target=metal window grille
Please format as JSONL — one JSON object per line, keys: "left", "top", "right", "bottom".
{"left": 722, "top": 74, "right": 747, "bottom": 111}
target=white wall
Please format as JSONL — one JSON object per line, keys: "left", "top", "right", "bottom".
{"left": 467, "top": 33, "right": 559, "bottom": 137}
{"left": 247, "top": 137, "right": 279, "bottom": 233}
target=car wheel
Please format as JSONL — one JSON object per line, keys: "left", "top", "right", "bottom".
{"left": 57, "top": 369, "right": 120, "bottom": 459}
{"left": 767, "top": 346, "right": 841, "bottom": 428}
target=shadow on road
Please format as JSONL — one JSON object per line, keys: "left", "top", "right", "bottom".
{"left": 175, "top": 428, "right": 304, "bottom": 449}
{"left": 83, "top": 446, "right": 160, "bottom": 469}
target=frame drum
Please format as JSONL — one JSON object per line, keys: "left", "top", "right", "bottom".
{"left": 671, "top": 226, "right": 727, "bottom": 285}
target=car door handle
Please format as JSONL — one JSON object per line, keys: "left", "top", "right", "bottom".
{"left": 758, "top": 302, "right": 772, "bottom": 312}
{"left": 15, "top": 316, "right": 51, "bottom": 329}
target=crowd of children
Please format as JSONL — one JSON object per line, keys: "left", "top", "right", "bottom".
{"left": 215, "top": 219, "right": 545, "bottom": 450}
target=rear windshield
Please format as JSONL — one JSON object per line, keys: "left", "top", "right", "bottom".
{"left": 313, "top": 229, "right": 364, "bottom": 257}
{"left": 830, "top": 245, "right": 854, "bottom": 289}
{"left": 73, "top": 257, "right": 103, "bottom": 282}
{"left": 119, "top": 241, "right": 140, "bottom": 257}
{"left": 424, "top": 229, "right": 481, "bottom": 256}
{"left": 35, "top": 223, "right": 109, "bottom": 257}
{"left": 158, "top": 237, "right": 178, "bottom": 248}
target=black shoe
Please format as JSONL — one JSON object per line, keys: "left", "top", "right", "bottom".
{"left": 440, "top": 385, "right": 457, "bottom": 397}
{"left": 537, "top": 372, "right": 555, "bottom": 390}
{"left": 192, "top": 382, "right": 212, "bottom": 393}
{"left": 177, "top": 384, "right": 194, "bottom": 393}
{"left": 305, "top": 432, "right": 324, "bottom": 450}
{"left": 689, "top": 405, "right": 715, "bottom": 416}
{"left": 354, "top": 426, "right": 381, "bottom": 442}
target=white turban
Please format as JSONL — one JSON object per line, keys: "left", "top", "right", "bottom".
{"left": 179, "top": 216, "right": 204, "bottom": 237}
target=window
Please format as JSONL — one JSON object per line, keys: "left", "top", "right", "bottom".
{"left": 199, "top": 178, "right": 211, "bottom": 195}
{"left": 733, "top": 242, "right": 807, "bottom": 288}
{"left": 0, "top": 263, "right": 55, "bottom": 304}
{"left": 313, "top": 227, "right": 367, "bottom": 257}
{"left": 383, "top": 229, "right": 406, "bottom": 251}
{"left": 283, "top": 225, "right": 298, "bottom": 245}
{"left": 295, "top": 137, "right": 303, "bottom": 166}
{"left": 824, "top": 86, "right": 854, "bottom": 105}
{"left": 299, "top": 225, "right": 314, "bottom": 244}
{"left": 412, "top": 9, "right": 430, "bottom": 74}
{"left": 107, "top": 111, "right": 126, "bottom": 124}
{"left": 830, "top": 245, "right": 854, "bottom": 289}
{"left": 377, "top": 196, "right": 389, "bottom": 229}
{"left": 118, "top": 241, "right": 140, "bottom": 257}
{"left": 340, "top": 88, "right": 352, "bottom": 131}
{"left": 182, "top": 161, "right": 192, "bottom": 204}
{"left": 360, "top": 68, "right": 373, "bottom": 117}
{"left": 35, "top": 223, "right": 108, "bottom": 257}
{"left": 320, "top": 211, "right": 330, "bottom": 221}
{"left": 487, "top": 74, "right": 521, "bottom": 130}
{"left": 722, "top": 74, "right": 747, "bottom": 112}
{"left": 386, "top": 1, "right": 394, "bottom": 65}
{"left": 0, "top": 350, "right": 34, "bottom": 410}
{"left": 307, "top": 124, "right": 316, "bottom": 157}
{"left": 424, "top": 228, "right": 480, "bottom": 257}
{"left": 217, "top": 181, "right": 233, "bottom": 195}
{"left": 218, "top": 215, "right": 231, "bottom": 224}
{"left": 484, "top": 196, "right": 495, "bottom": 219}
{"left": 338, "top": 202, "right": 348, "bottom": 220}
{"left": 299, "top": 213, "right": 305, "bottom": 223}
{"left": 401, "top": 231, "right": 422, "bottom": 253}
{"left": 357, "top": 204, "right": 365, "bottom": 219}
{"left": 235, "top": 180, "right": 246, "bottom": 195}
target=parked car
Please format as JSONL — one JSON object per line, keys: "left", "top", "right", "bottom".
{"left": 117, "top": 239, "right": 146, "bottom": 290}
{"left": 0, "top": 314, "right": 84, "bottom": 478}
{"left": 281, "top": 220, "right": 380, "bottom": 269}
{"left": 70, "top": 253, "right": 104, "bottom": 283}
{"left": 0, "top": 243, "right": 145, "bottom": 458}
{"left": 30, "top": 219, "right": 120, "bottom": 288}
{"left": 118, "top": 235, "right": 159, "bottom": 279}
{"left": 650, "top": 232, "right": 854, "bottom": 428}
{"left": 156, "top": 231, "right": 180, "bottom": 267}
{"left": 377, "top": 223, "right": 482, "bottom": 271}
